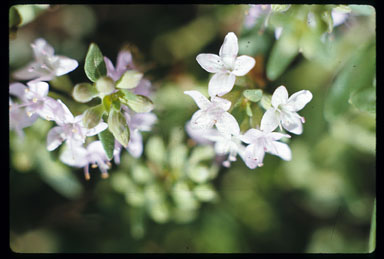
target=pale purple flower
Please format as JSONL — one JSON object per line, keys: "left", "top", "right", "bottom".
{"left": 184, "top": 90, "right": 240, "bottom": 136}
{"left": 60, "top": 141, "right": 111, "bottom": 180}
{"left": 13, "top": 38, "right": 78, "bottom": 82}
{"left": 113, "top": 107, "right": 157, "bottom": 162}
{"left": 46, "top": 100, "right": 108, "bottom": 151}
{"left": 244, "top": 5, "right": 271, "bottom": 29}
{"left": 9, "top": 98, "right": 38, "bottom": 138}
{"left": 196, "top": 32, "right": 256, "bottom": 97}
{"left": 9, "top": 81, "right": 63, "bottom": 121}
{"left": 240, "top": 127, "right": 292, "bottom": 169}
{"left": 261, "top": 86, "right": 312, "bottom": 135}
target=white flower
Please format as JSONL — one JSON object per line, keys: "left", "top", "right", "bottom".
{"left": 60, "top": 141, "right": 111, "bottom": 180}
{"left": 196, "top": 32, "right": 256, "bottom": 97}
{"left": 104, "top": 50, "right": 135, "bottom": 82}
{"left": 240, "top": 127, "right": 292, "bottom": 169}
{"left": 184, "top": 90, "right": 240, "bottom": 136}
{"left": 204, "top": 128, "right": 246, "bottom": 168}
{"left": 9, "top": 81, "right": 63, "bottom": 120}
{"left": 13, "top": 38, "right": 78, "bottom": 82}
{"left": 46, "top": 100, "right": 108, "bottom": 151}
{"left": 261, "top": 85, "right": 312, "bottom": 134}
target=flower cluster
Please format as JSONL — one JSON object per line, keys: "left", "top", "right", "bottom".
{"left": 10, "top": 38, "right": 156, "bottom": 180}
{"left": 185, "top": 32, "right": 312, "bottom": 169}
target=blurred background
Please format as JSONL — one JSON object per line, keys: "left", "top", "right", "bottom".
{"left": 9, "top": 5, "right": 375, "bottom": 253}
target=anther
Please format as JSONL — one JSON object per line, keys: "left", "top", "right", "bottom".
{"left": 91, "top": 164, "right": 98, "bottom": 168}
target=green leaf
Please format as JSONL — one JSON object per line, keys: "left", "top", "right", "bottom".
{"left": 73, "top": 82, "right": 98, "bottom": 103}
{"left": 84, "top": 43, "right": 107, "bottom": 82}
{"left": 368, "top": 198, "right": 376, "bottom": 253}
{"left": 324, "top": 40, "right": 376, "bottom": 121}
{"left": 266, "top": 31, "right": 299, "bottom": 80}
{"left": 82, "top": 104, "right": 105, "bottom": 129}
{"left": 322, "top": 10, "right": 333, "bottom": 33}
{"left": 120, "top": 90, "right": 154, "bottom": 113}
{"left": 349, "top": 86, "right": 376, "bottom": 114}
{"left": 98, "top": 128, "right": 115, "bottom": 160}
{"left": 102, "top": 95, "right": 113, "bottom": 113}
{"left": 116, "top": 70, "right": 143, "bottom": 89}
{"left": 243, "top": 89, "right": 263, "bottom": 102}
{"left": 107, "top": 109, "right": 130, "bottom": 148}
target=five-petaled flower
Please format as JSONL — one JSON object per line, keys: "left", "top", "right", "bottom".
{"left": 261, "top": 85, "right": 312, "bottom": 134}
{"left": 184, "top": 90, "right": 239, "bottom": 136}
{"left": 240, "top": 127, "right": 292, "bottom": 169}
{"left": 13, "top": 38, "right": 78, "bottom": 82}
{"left": 196, "top": 32, "right": 256, "bottom": 98}
{"left": 60, "top": 141, "right": 111, "bottom": 180}
{"left": 46, "top": 100, "right": 108, "bottom": 151}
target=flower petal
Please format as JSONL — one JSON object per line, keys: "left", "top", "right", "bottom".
{"left": 196, "top": 54, "right": 224, "bottom": 73}
{"left": 47, "top": 126, "right": 65, "bottom": 151}
{"left": 32, "top": 38, "right": 54, "bottom": 60}
{"left": 216, "top": 112, "right": 240, "bottom": 135}
{"left": 190, "top": 110, "right": 215, "bottom": 130}
{"left": 55, "top": 99, "right": 75, "bottom": 124}
{"left": 12, "top": 62, "right": 42, "bottom": 80}
{"left": 116, "top": 50, "right": 133, "bottom": 72}
{"left": 271, "top": 85, "right": 289, "bottom": 108}
{"left": 60, "top": 143, "right": 88, "bottom": 167}
{"left": 9, "top": 83, "right": 27, "bottom": 100}
{"left": 86, "top": 122, "right": 108, "bottom": 136}
{"left": 260, "top": 108, "right": 280, "bottom": 132}
{"left": 127, "top": 129, "right": 143, "bottom": 158}
{"left": 240, "top": 128, "right": 263, "bottom": 144}
{"left": 104, "top": 56, "right": 118, "bottom": 81}
{"left": 266, "top": 141, "right": 292, "bottom": 161}
{"left": 281, "top": 112, "right": 303, "bottom": 135}
{"left": 208, "top": 72, "right": 236, "bottom": 97}
{"left": 232, "top": 55, "right": 256, "bottom": 76}
{"left": 27, "top": 81, "right": 49, "bottom": 98}
{"left": 285, "top": 90, "right": 313, "bottom": 112}
{"left": 243, "top": 144, "right": 265, "bottom": 169}
{"left": 55, "top": 56, "right": 79, "bottom": 76}
{"left": 211, "top": 96, "right": 231, "bottom": 111}
{"left": 219, "top": 32, "right": 238, "bottom": 60}
{"left": 131, "top": 112, "right": 157, "bottom": 131}
{"left": 184, "top": 90, "right": 211, "bottom": 110}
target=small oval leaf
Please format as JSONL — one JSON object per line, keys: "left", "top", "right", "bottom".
{"left": 84, "top": 43, "right": 107, "bottom": 82}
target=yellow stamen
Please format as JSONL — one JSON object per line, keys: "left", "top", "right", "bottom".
{"left": 91, "top": 164, "right": 98, "bottom": 168}
{"left": 71, "top": 128, "right": 78, "bottom": 133}
{"left": 84, "top": 172, "right": 91, "bottom": 181}
{"left": 101, "top": 173, "right": 109, "bottom": 179}
{"left": 26, "top": 111, "right": 33, "bottom": 117}
{"left": 106, "top": 161, "right": 112, "bottom": 167}
{"left": 32, "top": 97, "right": 38, "bottom": 103}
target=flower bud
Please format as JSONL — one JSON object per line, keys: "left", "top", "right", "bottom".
{"left": 116, "top": 70, "right": 143, "bottom": 89}
{"left": 107, "top": 109, "right": 130, "bottom": 148}
{"left": 82, "top": 104, "right": 105, "bottom": 129}
{"left": 95, "top": 76, "right": 115, "bottom": 95}
{"left": 73, "top": 83, "right": 98, "bottom": 103}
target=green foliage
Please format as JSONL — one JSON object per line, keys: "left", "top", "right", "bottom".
{"left": 120, "top": 90, "right": 154, "bottom": 113}
{"left": 107, "top": 109, "right": 130, "bottom": 148}
{"left": 243, "top": 89, "right": 263, "bottom": 102}
{"left": 98, "top": 128, "right": 115, "bottom": 160}
{"left": 73, "top": 82, "right": 98, "bottom": 103}
{"left": 324, "top": 40, "right": 375, "bottom": 121}
{"left": 116, "top": 71, "right": 143, "bottom": 89}
{"left": 84, "top": 43, "right": 107, "bottom": 82}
